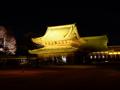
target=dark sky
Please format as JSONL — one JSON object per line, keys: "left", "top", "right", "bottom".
{"left": 0, "top": 8, "right": 120, "bottom": 45}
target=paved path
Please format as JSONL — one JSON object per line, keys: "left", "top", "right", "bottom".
{"left": 0, "top": 65, "right": 120, "bottom": 90}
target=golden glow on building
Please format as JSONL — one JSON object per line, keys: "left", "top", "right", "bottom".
{"left": 89, "top": 50, "right": 120, "bottom": 60}
{"left": 29, "top": 24, "right": 108, "bottom": 57}
{"left": 29, "top": 24, "right": 83, "bottom": 55}
{"left": 91, "top": 51, "right": 120, "bottom": 55}
{"left": 108, "top": 51, "right": 120, "bottom": 55}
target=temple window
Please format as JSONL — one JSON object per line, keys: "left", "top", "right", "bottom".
{"left": 56, "top": 41, "right": 59, "bottom": 44}
{"left": 49, "top": 41, "right": 52, "bottom": 45}
{"left": 44, "top": 42, "right": 46, "bottom": 45}
{"left": 52, "top": 41, "right": 54, "bottom": 45}
{"left": 55, "top": 41, "right": 57, "bottom": 44}
{"left": 59, "top": 41, "right": 62, "bottom": 44}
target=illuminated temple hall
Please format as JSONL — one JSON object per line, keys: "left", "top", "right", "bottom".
{"left": 29, "top": 24, "right": 108, "bottom": 60}
{"left": 29, "top": 24, "right": 82, "bottom": 56}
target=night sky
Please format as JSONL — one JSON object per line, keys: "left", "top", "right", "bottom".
{"left": 0, "top": 8, "right": 120, "bottom": 46}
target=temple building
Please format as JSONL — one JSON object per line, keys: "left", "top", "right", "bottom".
{"left": 28, "top": 24, "right": 108, "bottom": 59}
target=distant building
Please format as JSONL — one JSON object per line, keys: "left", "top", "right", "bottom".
{"left": 87, "top": 46, "right": 120, "bottom": 64}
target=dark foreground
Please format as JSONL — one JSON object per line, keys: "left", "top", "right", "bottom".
{"left": 0, "top": 65, "right": 120, "bottom": 90}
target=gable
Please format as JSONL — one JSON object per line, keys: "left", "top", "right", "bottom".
{"left": 42, "top": 24, "right": 80, "bottom": 41}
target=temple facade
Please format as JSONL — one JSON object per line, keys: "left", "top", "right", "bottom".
{"left": 28, "top": 24, "right": 108, "bottom": 58}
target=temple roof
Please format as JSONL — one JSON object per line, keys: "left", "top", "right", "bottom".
{"left": 32, "top": 24, "right": 80, "bottom": 42}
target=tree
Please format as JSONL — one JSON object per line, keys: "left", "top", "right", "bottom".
{"left": 0, "top": 26, "right": 16, "bottom": 55}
